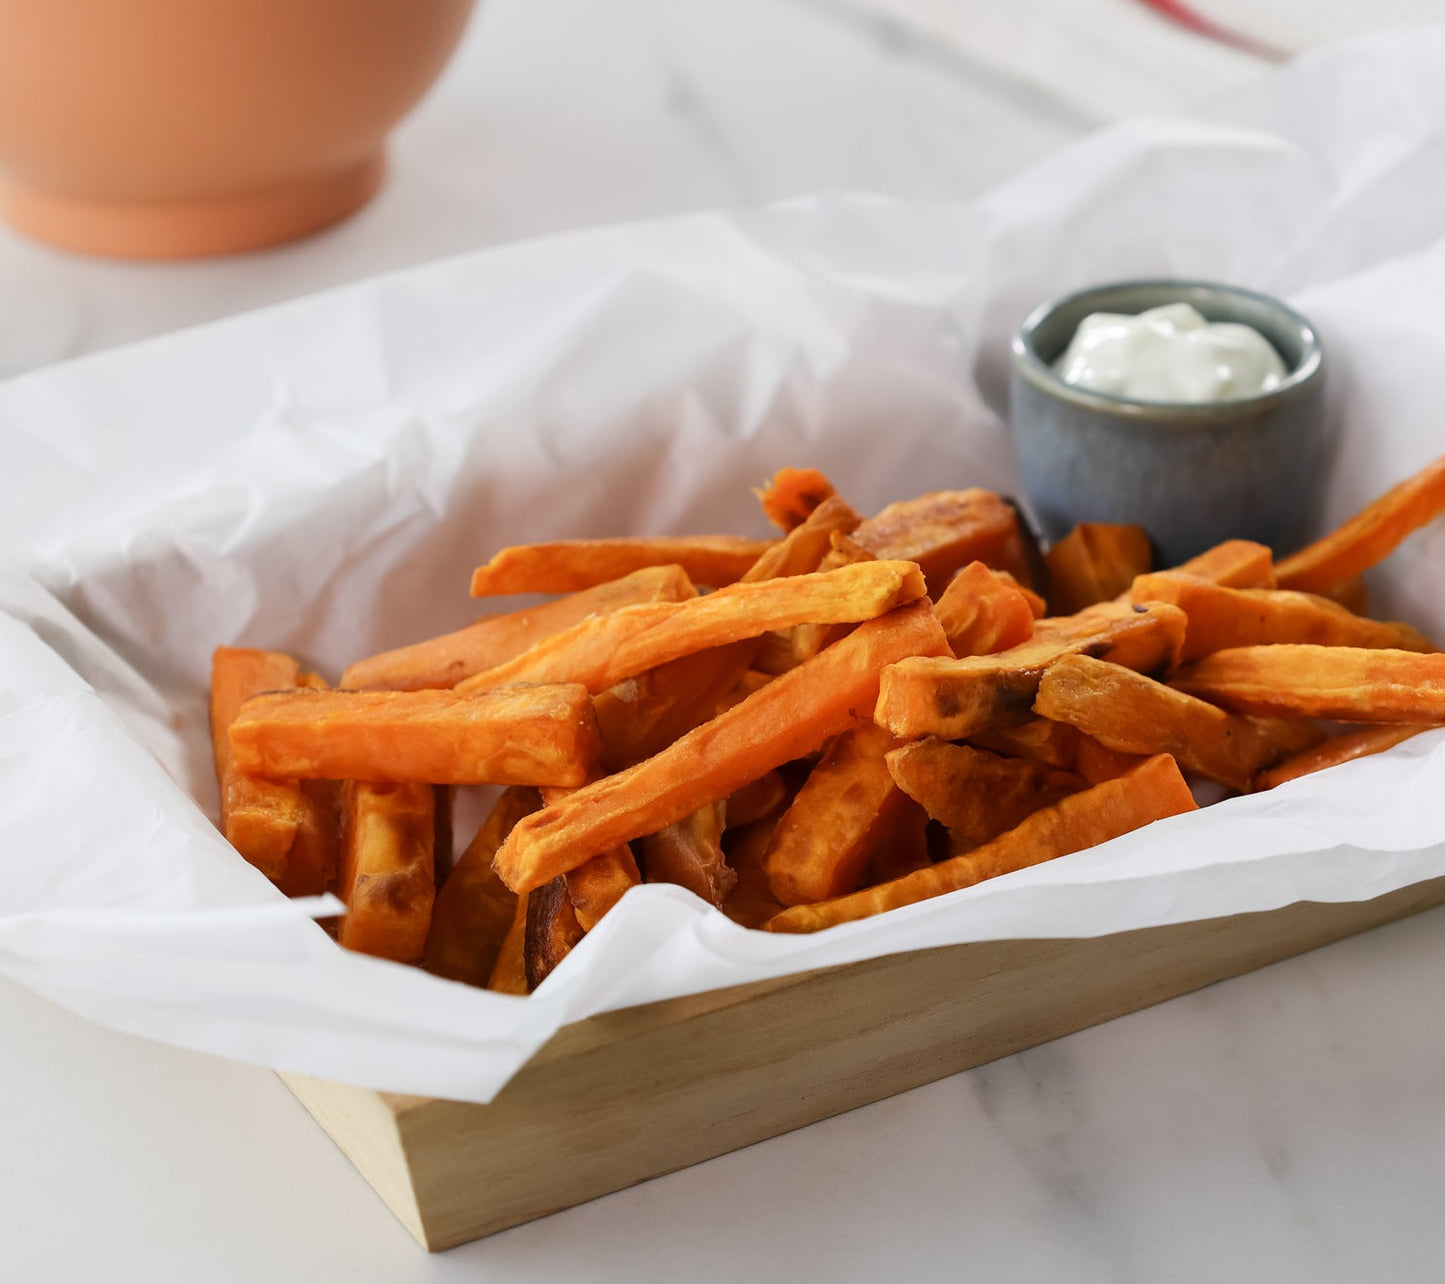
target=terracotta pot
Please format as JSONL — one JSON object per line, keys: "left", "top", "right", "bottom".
{"left": 0, "top": 0, "right": 476, "bottom": 259}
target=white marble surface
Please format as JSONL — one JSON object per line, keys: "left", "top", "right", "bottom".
{"left": 4, "top": 1, "right": 1445, "bottom": 1280}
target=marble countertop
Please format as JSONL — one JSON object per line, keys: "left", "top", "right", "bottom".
{"left": 5, "top": 2, "right": 1445, "bottom": 1281}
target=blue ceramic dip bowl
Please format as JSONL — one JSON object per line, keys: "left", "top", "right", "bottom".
{"left": 1008, "top": 279, "right": 1326, "bottom": 566}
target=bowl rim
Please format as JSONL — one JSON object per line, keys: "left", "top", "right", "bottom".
{"left": 1010, "top": 277, "right": 1324, "bottom": 418}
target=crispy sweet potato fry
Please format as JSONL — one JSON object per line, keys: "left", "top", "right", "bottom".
{"left": 1174, "top": 646, "right": 1445, "bottom": 722}
{"left": 764, "top": 723, "right": 907, "bottom": 905}
{"left": 726, "top": 770, "right": 789, "bottom": 827}
{"left": 854, "top": 489, "right": 1031, "bottom": 596}
{"left": 341, "top": 565, "right": 697, "bottom": 691}
{"left": 932, "top": 561, "right": 1036, "bottom": 657}
{"left": 337, "top": 781, "right": 436, "bottom": 963}
{"left": 741, "top": 496, "right": 863, "bottom": 582}
{"left": 594, "top": 641, "right": 757, "bottom": 770}
{"left": 641, "top": 801, "right": 734, "bottom": 906}
{"left": 524, "top": 877, "right": 585, "bottom": 990}
{"left": 230, "top": 684, "right": 599, "bottom": 786}
{"left": 492, "top": 601, "right": 950, "bottom": 894}
{"left": 1130, "top": 572, "right": 1434, "bottom": 661}
{"left": 863, "top": 799, "right": 934, "bottom": 885}
{"left": 1168, "top": 539, "right": 1276, "bottom": 589}
{"left": 1035, "top": 654, "right": 1323, "bottom": 793}
{"left": 1275, "top": 453, "right": 1445, "bottom": 594}
{"left": 487, "top": 893, "right": 531, "bottom": 994}
{"left": 423, "top": 786, "right": 537, "bottom": 986}
{"left": 722, "top": 816, "right": 786, "bottom": 929}
{"left": 885, "top": 739, "right": 1083, "bottom": 846}
{"left": 1255, "top": 724, "right": 1438, "bottom": 790}
{"left": 565, "top": 845, "right": 642, "bottom": 931}
{"left": 765, "top": 754, "right": 1197, "bottom": 932}
{"left": 455, "top": 560, "right": 927, "bottom": 696}
{"left": 968, "top": 716, "right": 1081, "bottom": 769}
{"left": 470, "top": 534, "right": 772, "bottom": 596}
{"left": 876, "top": 601, "right": 1187, "bottom": 741}
{"left": 756, "top": 467, "right": 837, "bottom": 532}
{"left": 1046, "top": 523, "right": 1153, "bottom": 614}
{"left": 210, "top": 647, "right": 337, "bottom": 896}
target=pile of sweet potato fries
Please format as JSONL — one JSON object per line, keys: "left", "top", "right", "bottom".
{"left": 210, "top": 457, "right": 1445, "bottom": 992}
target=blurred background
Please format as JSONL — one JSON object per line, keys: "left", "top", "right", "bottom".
{"left": 0, "top": 0, "right": 1442, "bottom": 378}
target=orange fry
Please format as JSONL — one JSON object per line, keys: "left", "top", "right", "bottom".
{"left": 1035, "top": 654, "right": 1322, "bottom": 793}
{"left": 210, "top": 647, "right": 337, "bottom": 896}
{"left": 230, "top": 684, "right": 598, "bottom": 786}
{"left": 855, "top": 489, "right": 1032, "bottom": 595}
{"left": 1174, "top": 645, "right": 1445, "bottom": 722}
{"left": 764, "top": 723, "right": 907, "bottom": 906}
{"left": 876, "top": 601, "right": 1186, "bottom": 741}
{"left": 1275, "top": 453, "right": 1445, "bottom": 594}
{"left": 756, "top": 467, "right": 837, "bottom": 532}
{"left": 337, "top": 781, "right": 437, "bottom": 963}
{"left": 641, "top": 802, "right": 735, "bottom": 906}
{"left": 765, "top": 753, "right": 1197, "bottom": 932}
{"left": 341, "top": 565, "right": 696, "bottom": 691}
{"left": 885, "top": 739, "right": 1082, "bottom": 846}
{"left": 470, "top": 534, "right": 771, "bottom": 596}
{"left": 456, "top": 560, "right": 927, "bottom": 696}
{"left": 1046, "top": 523, "right": 1153, "bottom": 614}
{"left": 594, "top": 641, "right": 757, "bottom": 770}
{"left": 492, "top": 601, "right": 949, "bottom": 894}
{"left": 525, "top": 877, "right": 584, "bottom": 990}
{"left": 487, "top": 893, "right": 531, "bottom": 994}
{"left": 932, "top": 560, "right": 1036, "bottom": 657}
{"left": 1130, "top": 571, "right": 1434, "bottom": 661}
{"left": 1255, "top": 724, "right": 1438, "bottom": 790}
{"left": 1167, "top": 539, "right": 1276, "bottom": 589}
{"left": 423, "top": 786, "right": 537, "bottom": 986}
{"left": 565, "top": 845, "right": 642, "bottom": 931}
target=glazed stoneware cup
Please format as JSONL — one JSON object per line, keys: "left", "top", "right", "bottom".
{"left": 1008, "top": 279, "right": 1326, "bottom": 566}
{"left": 0, "top": 0, "right": 475, "bottom": 259}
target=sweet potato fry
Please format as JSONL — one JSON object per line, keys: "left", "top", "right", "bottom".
{"left": 594, "top": 641, "right": 757, "bottom": 770}
{"left": 863, "top": 799, "right": 934, "bottom": 885}
{"left": 1129, "top": 572, "right": 1435, "bottom": 661}
{"left": 565, "top": 845, "right": 642, "bottom": 931}
{"left": 487, "top": 893, "right": 531, "bottom": 994}
{"left": 884, "top": 739, "right": 1083, "bottom": 846}
{"left": 1173, "top": 646, "right": 1445, "bottom": 722}
{"left": 932, "top": 560, "right": 1036, "bottom": 657}
{"left": 1071, "top": 734, "right": 1150, "bottom": 784}
{"left": 741, "top": 496, "right": 863, "bottom": 582}
{"left": 641, "top": 801, "right": 734, "bottom": 906}
{"left": 210, "top": 646, "right": 337, "bottom": 896}
{"left": 765, "top": 753, "right": 1197, "bottom": 932}
{"left": 756, "top": 467, "right": 837, "bottom": 532}
{"left": 423, "top": 786, "right": 537, "bottom": 986}
{"left": 337, "top": 781, "right": 436, "bottom": 963}
{"left": 524, "top": 877, "right": 585, "bottom": 990}
{"left": 470, "top": 534, "right": 772, "bottom": 596}
{"left": 721, "top": 816, "right": 786, "bottom": 929}
{"left": 726, "top": 770, "right": 789, "bottom": 827}
{"left": 491, "top": 601, "right": 950, "bottom": 894}
{"left": 341, "top": 565, "right": 697, "bottom": 691}
{"left": 230, "top": 684, "right": 599, "bottom": 786}
{"left": 854, "top": 489, "right": 1031, "bottom": 596}
{"left": 968, "top": 717, "right": 1080, "bottom": 769}
{"left": 783, "top": 528, "right": 879, "bottom": 666}
{"left": 455, "top": 560, "right": 928, "bottom": 696}
{"left": 1167, "top": 539, "right": 1276, "bottom": 589}
{"left": 1275, "top": 453, "right": 1445, "bottom": 594}
{"left": 876, "top": 601, "right": 1187, "bottom": 741}
{"left": 1035, "top": 654, "right": 1323, "bottom": 793}
{"left": 764, "top": 723, "right": 907, "bottom": 906}
{"left": 1255, "top": 724, "right": 1437, "bottom": 791}
{"left": 1046, "top": 523, "right": 1153, "bottom": 614}
{"left": 1321, "top": 576, "right": 1369, "bottom": 615}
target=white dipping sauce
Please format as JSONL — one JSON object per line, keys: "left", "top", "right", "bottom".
{"left": 1053, "top": 301, "right": 1287, "bottom": 403}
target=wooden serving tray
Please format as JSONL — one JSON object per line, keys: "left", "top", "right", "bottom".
{"left": 281, "top": 875, "right": 1445, "bottom": 1251}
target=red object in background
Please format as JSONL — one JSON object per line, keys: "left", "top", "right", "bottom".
{"left": 1136, "top": 0, "right": 1289, "bottom": 61}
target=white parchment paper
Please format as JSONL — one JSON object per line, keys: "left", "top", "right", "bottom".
{"left": 3, "top": 30, "right": 1445, "bottom": 1103}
